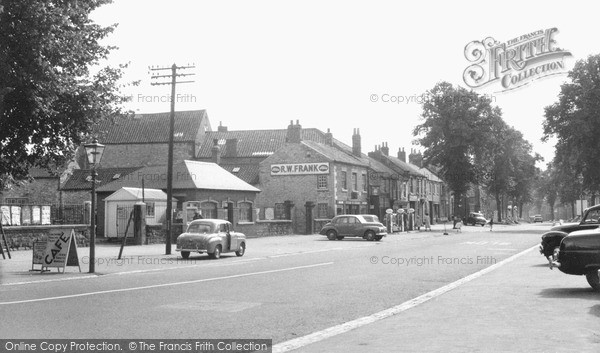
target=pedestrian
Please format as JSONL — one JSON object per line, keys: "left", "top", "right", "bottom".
{"left": 193, "top": 210, "right": 203, "bottom": 220}
{"left": 489, "top": 215, "right": 494, "bottom": 231}
{"left": 452, "top": 215, "right": 457, "bottom": 229}
{"left": 416, "top": 214, "right": 421, "bottom": 231}
{"left": 424, "top": 213, "right": 431, "bottom": 231}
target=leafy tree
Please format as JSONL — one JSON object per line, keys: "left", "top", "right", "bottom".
{"left": 414, "top": 82, "right": 499, "bottom": 216}
{"left": 0, "top": 0, "right": 126, "bottom": 189}
{"left": 537, "top": 164, "right": 559, "bottom": 220}
{"left": 543, "top": 54, "right": 600, "bottom": 199}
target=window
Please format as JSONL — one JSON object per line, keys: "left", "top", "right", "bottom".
{"left": 317, "top": 175, "right": 328, "bottom": 189}
{"left": 317, "top": 203, "right": 328, "bottom": 218}
{"left": 201, "top": 201, "right": 217, "bottom": 219}
{"left": 410, "top": 178, "right": 414, "bottom": 193}
{"left": 146, "top": 202, "right": 155, "bottom": 217}
{"left": 352, "top": 173, "right": 358, "bottom": 191}
{"left": 275, "top": 203, "right": 287, "bottom": 220}
{"left": 341, "top": 171, "right": 347, "bottom": 190}
{"left": 239, "top": 202, "right": 252, "bottom": 222}
{"left": 4, "top": 198, "right": 28, "bottom": 205}
{"left": 362, "top": 174, "right": 367, "bottom": 192}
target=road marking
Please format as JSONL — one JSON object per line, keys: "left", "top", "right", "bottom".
{"left": 0, "top": 262, "right": 334, "bottom": 305}
{"left": 272, "top": 245, "right": 538, "bottom": 353}
{"left": 269, "top": 248, "right": 344, "bottom": 258}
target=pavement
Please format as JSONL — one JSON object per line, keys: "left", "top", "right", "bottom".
{"left": 2, "top": 223, "right": 599, "bottom": 352}
{"left": 281, "top": 245, "right": 600, "bottom": 353}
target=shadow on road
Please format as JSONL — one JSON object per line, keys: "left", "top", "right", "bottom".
{"left": 539, "top": 287, "right": 600, "bottom": 300}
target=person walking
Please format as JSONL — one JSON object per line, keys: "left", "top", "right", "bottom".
{"left": 424, "top": 213, "right": 431, "bottom": 231}
{"left": 489, "top": 215, "right": 494, "bottom": 231}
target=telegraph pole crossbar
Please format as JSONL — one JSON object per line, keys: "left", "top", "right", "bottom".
{"left": 149, "top": 63, "right": 195, "bottom": 255}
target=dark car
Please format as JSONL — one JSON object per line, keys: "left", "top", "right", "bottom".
{"left": 549, "top": 227, "right": 600, "bottom": 291}
{"left": 463, "top": 212, "right": 486, "bottom": 226}
{"left": 320, "top": 214, "right": 387, "bottom": 241}
{"left": 540, "top": 205, "right": 600, "bottom": 259}
{"left": 532, "top": 215, "right": 543, "bottom": 223}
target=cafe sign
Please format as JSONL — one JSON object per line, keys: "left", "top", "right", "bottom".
{"left": 271, "top": 162, "right": 330, "bottom": 176}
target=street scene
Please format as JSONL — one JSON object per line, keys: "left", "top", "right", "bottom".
{"left": 2, "top": 1, "right": 600, "bottom": 352}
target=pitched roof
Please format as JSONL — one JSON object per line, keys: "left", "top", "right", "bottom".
{"left": 60, "top": 167, "right": 143, "bottom": 191}
{"left": 373, "top": 153, "right": 424, "bottom": 177}
{"left": 104, "top": 187, "right": 177, "bottom": 202}
{"left": 96, "top": 110, "right": 209, "bottom": 144}
{"left": 97, "top": 160, "right": 260, "bottom": 193}
{"left": 301, "top": 140, "right": 367, "bottom": 166}
{"left": 197, "top": 128, "right": 329, "bottom": 158}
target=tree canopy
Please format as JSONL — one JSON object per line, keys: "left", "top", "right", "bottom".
{"left": 0, "top": 0, "right": 126, "bottom": 189}
{"left": 543, "top": 54, "right": 600, "bottom": 198}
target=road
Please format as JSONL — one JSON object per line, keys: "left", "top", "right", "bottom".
{"left": 1, "top": 222, "right": 584, "bottom": 351}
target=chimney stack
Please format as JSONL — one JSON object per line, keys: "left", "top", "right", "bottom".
{"left": 381, "top": 142, "right": 389, "bottom": 156}
{"left": 352, "top": 128, "right": 361, "bottom": 157}
{"left": 218, "top": 121, "right": 228, "bottom": 132}
{"left": 325, "top": 128, "right": 333, "bottom": 146}
{"left": 211, "top": 144, "right": 221, "bottom": 164}
{"left": 409, "top": 149, "right": 423, "bottom": 167}
{"left": 397, "top": 147, "right": 406, "bottom": 162}
{"left": 286, "top": 120, "right": 302, "bottom": 143}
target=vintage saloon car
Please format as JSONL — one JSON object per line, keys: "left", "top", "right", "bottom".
{"left": 540, "top": 204, "right": 600, "bottom": 259}
{"left": 463, "top": 212, "right": 487, "bottom": 226}
{"left": 320, "top": 214, "right": 387, "bottom": 241}
{"left": 549, "top": 227, "right": 600, "bottom": 291}
{"left": 176, "top": 219, "right": 246, "bottom": 259}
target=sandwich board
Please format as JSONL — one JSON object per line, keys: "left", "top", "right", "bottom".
{"left": 32, "top": 229, "right": 81, "bottom": 273}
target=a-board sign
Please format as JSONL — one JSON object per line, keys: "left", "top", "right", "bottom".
{"left": 32, "top": 229, "right": 81, "bottom": 272}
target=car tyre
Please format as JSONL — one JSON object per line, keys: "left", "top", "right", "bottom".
{"left": 375, "top": 235, "right": 382, "bottom": 241}
{"left": 481, "top": 223, "right": 485, "bottom": 227}
{"left": 235, "top": 242, "right": 245, "bottom": 257}
{"left": 181, "top": 251, "right": 190, "bottom": 259}
{"left": 365, "top": 230, "right": 375, "bottom": 241}
{"left": 586, "top": 269, "right": 600, "bottom": 291}
{"left": 326, "top": 230, "right": 337, "bottom": 241}
{"left": 336, "top": 236, "right": 344, "bottom": 240}
{"left": 210, "top": 245, "right": 222, "bottom": 259}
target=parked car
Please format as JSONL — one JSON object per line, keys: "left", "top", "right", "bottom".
{"left": 463, "top": 212, "right": 486, "bottom": 226}
{"left": 532, "top": 215, "right": 543, "bottom": 223}
{"left": 176, "top": 219, "right": 246, "bottom": 259}
{"left": 549, "top": 227, "right": 600, "bottom": 291}
{"left": 540, "top": 204, "right": 600, "bottom": 259}
{"left": 320, "top": 214, "right": 387, "bottom": 241}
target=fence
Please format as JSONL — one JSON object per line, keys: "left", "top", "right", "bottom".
{"left": 0, "top": 204, "right": 89, "bottom": 226}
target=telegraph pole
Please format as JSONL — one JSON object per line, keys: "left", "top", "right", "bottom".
{"left": 149, "top": 63, "right": 195, "bottom": 254}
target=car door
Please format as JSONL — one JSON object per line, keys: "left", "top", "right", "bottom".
{"left": 226, "top": 222, "right": 237, "bottom": 251}
{"left": 218, "top": 223, "right": 228, "bottom": 251}
{"left": 336, "top": 216, "right": 350, "bottom": 236}
{"left": 347, "top": 216, "right": 360, "bottom": 236}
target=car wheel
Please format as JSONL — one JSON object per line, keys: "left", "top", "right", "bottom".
{"left": 481, "top": 223, "right": 485, "bottom": 227}
{"left": 586, "top": 269, "right": 600, "bottom": 291}
{"left": 209, "top": 245, "right": 222, "bottom": 259}
{"left": 235, "top": 242, "right": 245, "bottom": 257}
{"left": 375, "top": 235, "right": 382, "bottom": 241}
{"left": 336, "top": 236, "right": 344, "bottom": 240}
{"left": 327, "top": 230, "right": 337, "bottom": 241}
{"left": 181, "top": 251, "right": 190, "bottom": 259}
{"left": 364, "top": 230, "right": 375, "bottom": 241}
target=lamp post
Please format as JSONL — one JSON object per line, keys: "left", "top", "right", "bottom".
{"left": 84, "top": 139, "right": 105, "bottom": 273}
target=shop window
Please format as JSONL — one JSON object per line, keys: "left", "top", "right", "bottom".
{"left": 317, "top": 175, "right": 328, "bottom": 189}
{"left": 201, "top": 201, "right": 218, "bottom": 219}
{"left": 274, "top": 203, "right": 286, "bottom": 220}
{"left": 146, "top": 202, "right": 155, "bottom": 217}
{"left": 239, "top": 202, "right": 252, "bottom": 222}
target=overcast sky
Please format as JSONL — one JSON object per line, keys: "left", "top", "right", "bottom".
{"left": 91, "top": 0, "right": 600, "bottom": 168}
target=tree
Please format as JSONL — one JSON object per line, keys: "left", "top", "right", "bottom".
{"left": 415, "top": 82, "right": 506, "bottom": 217}
{"left": 537, "top": 164, "right": 560, "bottom": 220}
{"left": 543, "top": 54, "right": 600, "bottom": 199}
{"left": 0, "top": 0, "right": 127, "bottom": 189}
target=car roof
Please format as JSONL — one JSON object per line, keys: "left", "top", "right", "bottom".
{"left": 189, "top": 219, "right": 230, "bottom": 226}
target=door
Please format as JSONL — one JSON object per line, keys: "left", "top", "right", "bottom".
{"left": 116, "top": 205, "right": 134, "bottom": 238}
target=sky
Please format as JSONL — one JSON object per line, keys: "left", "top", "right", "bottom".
{"left": 91, "top": 0, "right": 600, "bottom": 169}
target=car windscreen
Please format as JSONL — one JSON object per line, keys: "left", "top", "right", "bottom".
{"left": 582, "top": 209, "right": 600, "bottom": 223}
{"left": 187, "top": 223, "right": 214, "bottom": 234}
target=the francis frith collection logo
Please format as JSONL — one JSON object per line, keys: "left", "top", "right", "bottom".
{"left": 463, "top": 28, "right": 572, "bottom": 91}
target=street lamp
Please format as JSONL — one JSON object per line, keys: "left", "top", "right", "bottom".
{"left": 84, "top": 139, "right": 105, "bottom": 273}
